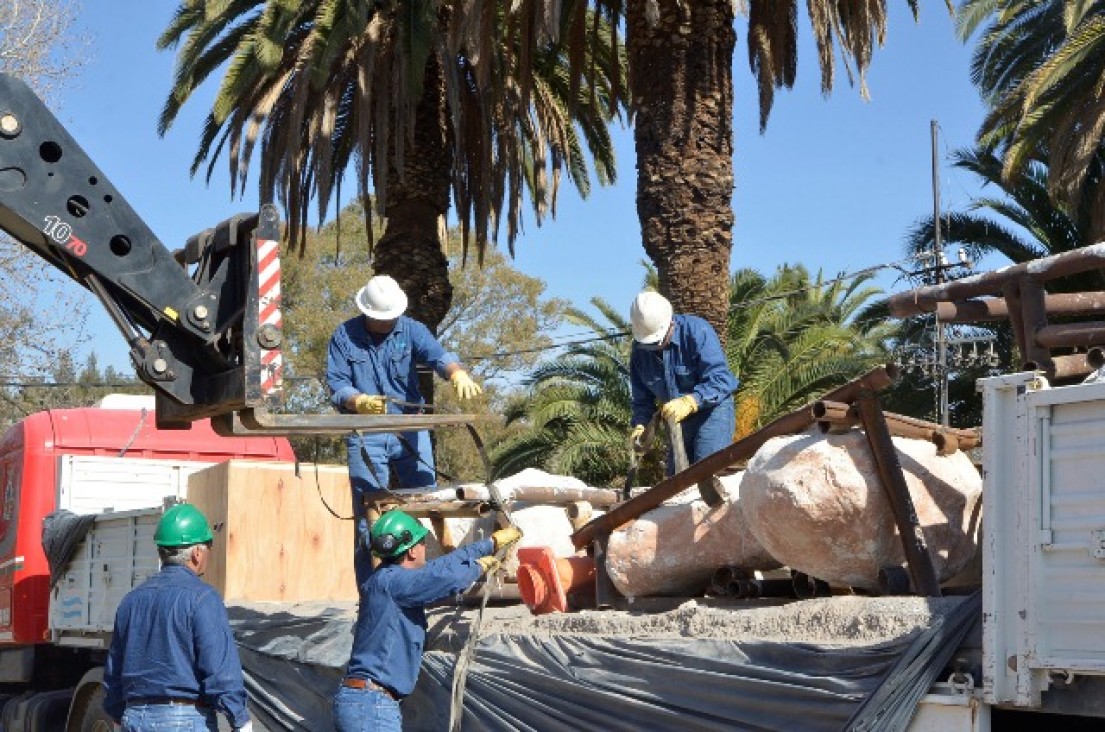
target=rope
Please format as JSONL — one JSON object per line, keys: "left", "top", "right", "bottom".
{"left": 447, "top": 426, "right": 512, "bottom": 731}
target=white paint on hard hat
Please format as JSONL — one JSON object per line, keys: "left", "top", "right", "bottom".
{"left": 630, "top": 291, "right": 673, "bottom": 344}
{"left": 355, "top": 275, "right": 409, "bottom": 320}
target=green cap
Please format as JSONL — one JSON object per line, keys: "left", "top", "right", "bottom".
{"left": 155, "top": 504, "right": 214, "bottom": 547}
{"left": 369, "top": 510, "right": 428, "bottom": 558}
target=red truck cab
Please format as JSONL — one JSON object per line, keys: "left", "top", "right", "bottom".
{"left": 0, "top": 403, "right": 294, "bottom": 648}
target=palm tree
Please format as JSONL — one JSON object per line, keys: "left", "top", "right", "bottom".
{"left": 726, "top": 265, "right": 891, "bottom": 437}
{"left": 493, "top": 268, "right": 890, "bottom": 483}
{"left": 156, "top": 1, "right": 624, "bottom": 331}
{"left": 612, "top": 0, "right": 942, "bottom": 343}
{"left": 958, "top": 0, "right": 1105, "bottom": 235}
{"left": 491, "top": 298, "right": 640, "bottom": 486}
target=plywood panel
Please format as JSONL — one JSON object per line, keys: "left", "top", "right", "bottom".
{"left": 188, "top": 460, "right": 356, "bottom": 602}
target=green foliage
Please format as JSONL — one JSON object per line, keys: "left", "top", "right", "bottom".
{"left": 156, "top": 0, "right": 625, "bottom": 255}
{"left": 727, "top": 265, "right": 892, "bottom": 437}
{"left": 959, "top": 0, "right": 1105, "bottom": 223}
{"left": 490, "top": 298, "right": 651, "bottom": 487}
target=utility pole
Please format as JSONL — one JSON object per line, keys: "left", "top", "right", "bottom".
{"left": 931, "top": 120, "right": 949, "bottom": 427}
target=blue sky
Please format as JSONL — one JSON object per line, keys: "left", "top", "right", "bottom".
{"left": 57, "top": 2, "right": 987, "bottom": 373}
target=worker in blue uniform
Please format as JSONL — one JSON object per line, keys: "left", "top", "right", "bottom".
{"left": 333, "top": 510, "right": 522, "bottom": 732}
{"left": 628, "top": 291, "right": 739, "bottom": 471}
{"left": 103, "top": 504, "right": 252, "bottom": 732}
{"left": 326, "top": 275, "right": 484, "bottom": 590}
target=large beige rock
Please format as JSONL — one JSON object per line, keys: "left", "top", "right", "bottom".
{"left": 741, "top": 429, "right": 982, "bottom": 591}
{"left": 605, "top": 474, "right": 780, "bottom": 598}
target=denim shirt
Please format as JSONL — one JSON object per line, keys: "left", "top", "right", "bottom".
{"left": 629, "top": 314, "right": 739, "bottom": 427}
{"left": 344, "top": 539, "right": 492, "bottom": 696}
{"left": 327, "top": 315, "right": 459, "bottom": 413}
{"left": 103, "top": 565, "right": 249, "bottom": 728}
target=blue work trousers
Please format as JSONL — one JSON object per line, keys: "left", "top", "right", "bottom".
{"left": 346, "top": 430, "right": 436, "bottom": 590}
{"left": 333, "top": 684, "right": 403, "bottom": 732}
{"left": 667, "top": 396, "right": 736, "bottom": 475}
{"left": 122, "top": 703, "right": 218, "bottom": 731}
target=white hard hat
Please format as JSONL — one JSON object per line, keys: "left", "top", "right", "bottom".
{"left": 630, "top": 291, "right": 673, "bottom": 344}
{"left": 355, "top": 275, "right": 408, "bottom": 320}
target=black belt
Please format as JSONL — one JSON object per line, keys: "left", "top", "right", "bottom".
{"left": 129, "top": 697, "right": 210, "bottom": 709}
{"left": 342, "top": 677, "right": 399, "bottom": 701}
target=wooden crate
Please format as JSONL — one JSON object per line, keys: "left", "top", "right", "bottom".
{"left": 187, "top": 460, "right": 357, "bottom": 602}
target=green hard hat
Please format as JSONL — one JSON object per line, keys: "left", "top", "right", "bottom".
{"left": 155, "top": 504, "right": 214, "bottom": 547}
{"left": 370, "top": 510, "right": 428, "bottom": 558}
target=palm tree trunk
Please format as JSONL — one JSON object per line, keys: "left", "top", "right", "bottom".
{"left": 371, "top": 51, "right": 453, "bottom": 409}
{"left": 373, "top": 52, "right": 453, "bottom": 334}
{"left": 626, "top": 0, "right": 735, "bottom": 343}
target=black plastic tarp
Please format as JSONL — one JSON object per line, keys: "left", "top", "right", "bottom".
{"left": 228, "top": 599, "right": 975, "bottom": 732}
{"left": 42, "top": 510, "right": 96, "bottom": 587}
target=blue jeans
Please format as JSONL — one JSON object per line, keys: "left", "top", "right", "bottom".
{"left": 346, "top": 431, "right": 436, "bottom": 590}
{"left": 333, "top": 684, "right": 402, "bottom": 732}
{"left": 122, "top": 703, "right": 218, "bottom": 731}
{"left": 667, "top": 396, "right": 736, "bottom": 475}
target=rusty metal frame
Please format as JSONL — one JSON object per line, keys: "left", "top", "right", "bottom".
{"left": 854, "top": 390, "right": 942, "bottom": 597}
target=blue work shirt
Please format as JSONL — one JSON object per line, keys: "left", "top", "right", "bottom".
{"left": 629, "top": 314, "right": 739, "bottom": 427}
{"left": 327, "top": 315, "right": 459, "bottom": 413}
{"left": 344, "top": 539, "right": 493, "bottom": 697}
{"left": 103, "top": 565, "right": 249, "bottom": 728}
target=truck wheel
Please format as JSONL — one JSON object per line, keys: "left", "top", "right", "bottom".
{"left": 68, "top": 685, "right": 114, "bottom": 732}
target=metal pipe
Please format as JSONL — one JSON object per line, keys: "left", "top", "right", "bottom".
{"left": 455, "top": 485, "right": 621, "bottom": 507}
{"left": 883, "top": 412, "right": 981, "bottom": 450}
{"left": 814, "top": 400, "right": 860, "bottom": 434}
{"left": 888, "top": 242, "right": 1105, "bottom": 316}
{"left": 566, "top": 501, "right": 593, "bottom": 532}
{"left": 670, "top": 418, "right": 724, "bottom": 507}
{"left": 1003, "top": 281, "right": 1030, "bottom": 370}
{"left": 1035, "top": 321, "right": 1105, "bottom": 349}
{"left": 855, "top": 390, "right": 942, "bottom": 597}
{"left": 936, "top": 292, "right": 1105, "bottom": 323}
{"left": 571, "top": 363, "right": 900, "bottom": 550}
{"left": 816, "top": 403, "right": 979, "bottom": 452}
{"left": 791, "top": 571, "right": 830, "bottom": 600}
{"left": 1090, "top": 347, "right": 1105, "bottom": 369}
{"left": 592, "top": 535, "right": 621, "bottom": 609}
{"left": 1025, "top": 353, "right": 1094, "bottom": 381}
{"left": 710, "top": 566, "right": 736, "bottom": 596}
{"left": 1019, "top": 278, "right": 1054, "bottom": 374}
{"left": 733, "top": 578, "right": 796, "bottom": 600}
{"left": 368, "top": 500, "right": 491, "bottom": 518}
{"left": 931, "top": 431, "right": 959, "bottom": 457}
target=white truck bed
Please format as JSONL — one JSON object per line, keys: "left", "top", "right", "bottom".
{"left": 49, "top": 508, "right": 161, "bottom": 647}
{"left": 48, "top": 455, "right": 218, "bottom": 647}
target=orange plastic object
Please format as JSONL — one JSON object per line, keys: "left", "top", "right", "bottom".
{"left": 516, "top": 547, "right": 596, "bottom": 615}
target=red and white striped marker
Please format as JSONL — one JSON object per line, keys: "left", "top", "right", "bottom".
{"left": 257, "top": 236, "right": 283, "bottom": 396}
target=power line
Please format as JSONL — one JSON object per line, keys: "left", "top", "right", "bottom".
{"left": 726, "top": 254, "right": 926, "bottom": 312}
{"left": 464, "top": 331, "right": 628, "bottom": 362}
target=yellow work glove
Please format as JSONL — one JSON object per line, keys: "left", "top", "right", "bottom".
{"left": 450, "top": 369, "right": 483, "bottom": 400}
{"left": 477, "top": 555, "right": 501, "bottom": 576}
{"left": 353, "top": 394, "right": 387, "bottom": 415}
{"left": 491, "top": 526, "right": 523, "bottom": 552}
{"left": 660, "top": 395, "right": 698, "bottom": 423}
{"left": 629, "top": 424, "right": 646, "bottom": 452}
